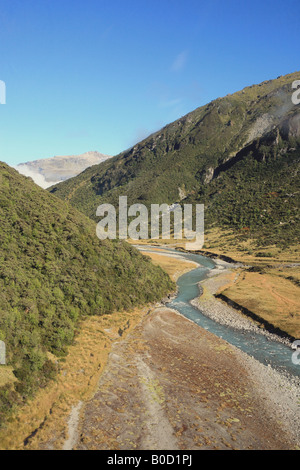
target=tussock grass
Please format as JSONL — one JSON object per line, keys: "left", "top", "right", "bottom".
{"left": 0, "top": 250, "right": 191, "bottom": 450}
{"left": 220, "top": 271, "right": 300, "bottom": 338}
{"left": 141, "top": 251, "right": 198, "bottom": 281}
{"left": 0, "top": 307, "right": 147, "bottom": 450}
{"left": 203, "top": 227, "right": 300, "bottom": 265}
{"left": 0, "top": 367, "right": 16, "bottom": 388}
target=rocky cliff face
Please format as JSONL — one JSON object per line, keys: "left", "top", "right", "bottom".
{"left": 280, "top": 113, "right": 300, "bottom": 138}
{"left": 16, "top": 151, "right": 112, "bottom": 188}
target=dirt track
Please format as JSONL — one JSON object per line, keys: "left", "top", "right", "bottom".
{"left": 75, "top": 307, "right": 297, "bottom": 450}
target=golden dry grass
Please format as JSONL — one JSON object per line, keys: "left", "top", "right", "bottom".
{"left": 0, "top": 307, "right": 148, "bottom": 450}
{"left": 220, "top": 271, "right": 300, "bottom": 338}
{"left": 266, "top": 266, "right": 300, "bottom": 283}
{"left": 0, "top": 366, "right": 16, "bottom": 388}
{"left": 0, "top": 249, "right": 195, "bottom": 450}
{"left": 141, "top": 251, "right": 198, "bottom": 281}
{"left": 203, "top": 227, "right": 300, "bottom": 265}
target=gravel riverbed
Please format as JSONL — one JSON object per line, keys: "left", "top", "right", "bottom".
{"left": 190, "top": 259, "right": 300, "bottom": 446}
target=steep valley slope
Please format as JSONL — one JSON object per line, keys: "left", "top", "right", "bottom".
{"left": 0, "top": 162, "right": 174, "bottom": 424}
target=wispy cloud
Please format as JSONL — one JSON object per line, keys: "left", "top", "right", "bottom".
{"left": 14, "top": 165, "right": 61, "bottom": 189}
{"left": 171, "top": 50, "right": 188, "bottom": 72}
{"left": 159, "top": 98, "right": 182, "bottom": 108}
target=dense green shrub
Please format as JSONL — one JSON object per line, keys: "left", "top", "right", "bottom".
{"left": 0, "top": 163, "right": 175, "bottom": 424}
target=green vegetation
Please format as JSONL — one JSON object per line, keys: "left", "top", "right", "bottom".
{"left": 0, "top": 162, "right": 174, "bottom": 424}
{"left": 188, "top": 130, "right": 300, "bottom": 249}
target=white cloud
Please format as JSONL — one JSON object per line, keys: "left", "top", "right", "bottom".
{"left": 14, "top": 165, "right": 61, "bottom": 189}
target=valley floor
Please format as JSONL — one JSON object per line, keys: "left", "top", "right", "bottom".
{"left": 64, "top": 251, "right": 300, "bottom": 451}
{"left": 74, "top": 306, "right": 299, "bottom": 450}
{"left": 1, "top": 250, "right": 299, "bottom": 450}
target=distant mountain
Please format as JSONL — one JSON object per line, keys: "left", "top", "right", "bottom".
{"left": 0, "top": 162, "right": 174, "bottom": 422}
{"left": 16, "top": 151, "right": 112, "bottom": 188}
{"left": 49, "top": 72, "right": 300, "bottom": 247}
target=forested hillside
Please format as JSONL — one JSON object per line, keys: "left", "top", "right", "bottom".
{"left": 0, "top": 162, "right": 174, "bottom": 423}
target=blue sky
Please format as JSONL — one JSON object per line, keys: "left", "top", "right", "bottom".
{"left": 0, "top": 0, "right": 299, "bottom": 165}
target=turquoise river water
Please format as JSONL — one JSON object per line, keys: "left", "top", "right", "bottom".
{"left": 138, "top": 246, "right": 300, "bottom": 380}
